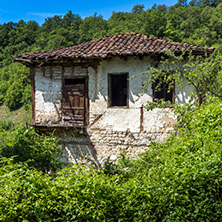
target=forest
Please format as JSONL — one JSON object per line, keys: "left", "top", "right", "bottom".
{"left": 0, "top": 0, "right": 222, "bottom": 109}
{"left": 1, "top": 0, "right": 222, "bottom": 220}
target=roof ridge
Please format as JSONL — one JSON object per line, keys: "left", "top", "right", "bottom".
{"left": 13, "top": 32, "right": 215, "bottom": 64}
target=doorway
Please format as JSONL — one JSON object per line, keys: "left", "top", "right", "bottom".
{"left": 62, "top": 77, "right": 88, "bottom": 126}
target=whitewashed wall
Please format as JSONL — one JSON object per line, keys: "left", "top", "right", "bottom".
{"left": 35, "top": 66, "right": 62, "bottom": 125}
{"left": 88, "top": 56, "right": 190, "bottom": 133}
{"left": 33, "top": 57, "right": 194, "bottom": 165}
{"left": 34, "top": 65, "right": 88, "bottom": 125}
{"left": 88, "top": 57, "right": 152, "bottom": 122}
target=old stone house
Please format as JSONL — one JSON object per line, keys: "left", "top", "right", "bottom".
{"left": 14, "top": 33, "right": 214, "bottom": 165}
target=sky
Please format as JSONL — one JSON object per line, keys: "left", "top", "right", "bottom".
{"left": 0, "top": 0, "right": 178, "bottom": 25}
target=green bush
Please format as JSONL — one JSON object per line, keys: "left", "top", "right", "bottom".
{"left": 0, "top": 159, "right": 121, "bottom": 221}
{"left": 114, "top": 97, "right": 222, "bottom": 221}
{"left": 1, "top": 98, "right": 222, "bottom": 221}
{"left": 0, "top": 126, "right": 63, "bottom": 173}
{"left": 0, "top": 63, "right": 30, "bottom": 110}
{"left": 0, "top": 120, "right": 15, "bottom": 132}
{"left": 21, "top": 84, "right": 31, "bottom": 110}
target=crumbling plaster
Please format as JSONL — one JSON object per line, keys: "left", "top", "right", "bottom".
{"left": 88, "top": 56, "right": 188, "bottom": 132}
{"left": 33, "top": 56, "right": 193, "bottom": 165}
{"left": 35, "top": 66, "right": 62, "bottom": 125}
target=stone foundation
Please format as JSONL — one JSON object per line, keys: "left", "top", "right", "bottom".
{"left": 58, "top": 127, "right": 174, "bottom": 167}
{"left": 35, "top": 106, "right": 176, "bottom": 167}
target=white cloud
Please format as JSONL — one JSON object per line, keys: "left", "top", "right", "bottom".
{"left": 28, "top": 12, "right": 64, "bottom": 18}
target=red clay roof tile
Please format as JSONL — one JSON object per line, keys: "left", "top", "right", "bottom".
{"left": 13, "top": 33, "right": 215, "bottom": 63}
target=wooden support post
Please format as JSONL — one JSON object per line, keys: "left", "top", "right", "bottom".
{"left": 140, "top": 105, "right": 144, "bottom": 132}
{"left": 50, "top": 65, "right": 53, "bottom": 79}
{"left": 31, "top": 67, "right": 35, "bottom": 125}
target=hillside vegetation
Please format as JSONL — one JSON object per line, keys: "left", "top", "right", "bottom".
{"left": 1, "top": 0, "right": 222, "bottom": 220}
{"left": 0, "top": 97, "right": 222, "bottom": 221}
{"left": 0, "top": 0, "right": 222, "bottom": 110}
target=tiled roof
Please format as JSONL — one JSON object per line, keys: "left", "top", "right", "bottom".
{"left": 13, "top": 33, "right": 215, "bottom": 63}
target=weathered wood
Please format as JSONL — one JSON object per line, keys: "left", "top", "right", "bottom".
{"left": 108, "top": 74, "right": 111, "bottom": 107}
{"left": 41, "top": 66, "right": 45, "bottom": 76}
{"left": 38, "top": 62, "right": 45, "bottom": 67}
{"left": 14, "top": 58, "right": 33, "bottom": 64}
{"left": 85, "top": 77, "right": 89, "bottom": 125}
{"left": 31, "top": 67, "right": 35, "bottom": 124}
{"left": 140, "top": 105, "right": 144, "bottom": 132}
{"left": 50, "top": 65, "right": 53, "bottom": 79}
{"left": 62, "top": 77, "right": 87, "bottom": 126}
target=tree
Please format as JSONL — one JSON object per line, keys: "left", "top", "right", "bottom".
{"left": 1, "top": 63, "right": 30, "bottom": 110}
{"left": 157, "top": 4, "right": 168, "bottom": 12}
{"left": 79, "top": 13, "right": 108, "bottom": 43}
{"left": 132, "top": 4, "right": 145, "bottom": 15}
{"left": 141, "top": 9, "right": 167, "bottom": 38}
{"left": 144, "top": 51, "right": 222, "bottom": 105}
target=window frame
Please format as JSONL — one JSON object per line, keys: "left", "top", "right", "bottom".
{"left": 152, "top": 76, "right": 175, "bottom": 104}
{"left": 108, "top": 72, "right": 129, "bottom": 108}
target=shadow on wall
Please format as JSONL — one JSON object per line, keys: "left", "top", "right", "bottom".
{"left": 89, "top": 63, "right": 152, "bottom": 106}
{"left": 176, "top": 85, "right": 195, "bottom": 105}
{"left": 56, "top": 128, "right": 101, "bottom": 168}
{"left": 35, "top": 126, "right": 101, "bottom": 168}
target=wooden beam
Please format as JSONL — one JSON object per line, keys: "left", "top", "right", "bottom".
{"left": 140, "top": 105, "right": 144, "bottom": 132}
{"left": 50, "top": 65, "right": 53, "bottom": 79}
{"left": 31, "top": 67, "right": 35, "bottom": 124}
{"left": 13, "top": 58, "right": 33, "bottom": 64}
{"left": 41, "top": 66, "right": 45, "bottom": 77}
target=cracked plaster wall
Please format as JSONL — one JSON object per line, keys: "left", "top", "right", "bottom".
{"left": 33, "top": 57, "right": 193, "bottom": 165}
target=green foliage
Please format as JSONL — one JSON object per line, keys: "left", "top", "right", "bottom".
{"left": 0, "top": 126, "right": 62, "bottom": 173}
{"left": 21, "top": 83, "right": 31, "bottom": 110}
{"left": 1, "top": 99, "right": 222, "bottom": 220}
{"left": 0, "top": 63, "right": 30, "bottom": 110}
{"left": 182, "top": 52, "right": 222, "bottom": 101}
{"left": 0, "top": 120, "right": 15, "bottom": 132}
{"left": 113, "top": 97, "right": 222, "bottom": 221}
{"left": 79, "top": 13, "right": 108, "bottom": 43}
{"left": 0, "top": 160, "right": 121, "bottom": 221}
{"left": 141, "top": 50, "right": 222, "bottom": 107}
{"left": 146, "top": 99, "right": 173, "bottom": 110}
{"left": 0, "top": 4, "right": 222, "bottom": 109}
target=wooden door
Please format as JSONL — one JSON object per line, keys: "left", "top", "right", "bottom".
{"left": 62, "top": 78, "right": 87, "bottom": 126}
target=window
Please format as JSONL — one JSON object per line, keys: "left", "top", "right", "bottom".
{"left": 152, "top": 77, "right": 174, "bottom": 103}
{"left": 108, "top": 73, "right": 128, "bottom": 107}
{"left": 64, "top": 78, "right": 85, "bottom": 85}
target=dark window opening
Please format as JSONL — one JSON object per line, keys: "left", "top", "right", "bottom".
{"left": 153, "top": 77, "right": 174, "bottom": 103}
{"left": 64, "top": 78, "right": 85, "bottom": 86}
{"left": 109, "top": 73, "right": 128, "bottom": 107}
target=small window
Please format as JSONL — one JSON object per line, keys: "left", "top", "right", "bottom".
{"left": 64, "top": 78, "right": 85, "bottom": 86}
{"left": 152, "top": 77, "right": 174, "bottom": 103}
{"left": 108, "top": 73, "right": 128, "bottom": 107}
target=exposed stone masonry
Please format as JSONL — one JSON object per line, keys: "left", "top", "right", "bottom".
{"left": 59, "top": 126, "right": 174, "bottom": 166}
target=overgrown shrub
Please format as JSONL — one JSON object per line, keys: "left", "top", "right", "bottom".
{"left": 0, "top": 120, "right": 15, "bottom": 132}
{"left": 0, "top": 63, "right": 30, "bottom": 110}
{"left": 0, "top": 159, "right": 121, "bottom": 221}
{"left": 0, "top": 126, "right": 62, "bottom": 173}
{"left": 1, "top": 98, "right": 222, "bottom": 221}
{"left": 114, "top": 97, "right": 222, "bottom": 221}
